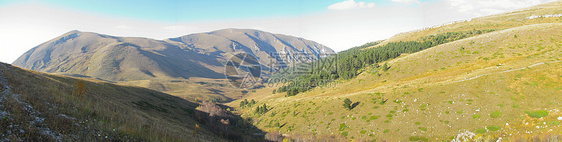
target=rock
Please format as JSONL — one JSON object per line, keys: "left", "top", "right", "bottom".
{"left": 558, "top": 116, "right": 562, "bottom": 120}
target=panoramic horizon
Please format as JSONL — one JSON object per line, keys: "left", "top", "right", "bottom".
{"left": 0, "top": 0, "right": 557, "bottom": 63}
{"left": 2, "top": 0, "right": 562, "bottom": 141}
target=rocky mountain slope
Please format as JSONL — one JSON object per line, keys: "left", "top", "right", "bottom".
{"left": 12, "top": 29, "right": 334, "bottom": 102}
{"left": 13, "top": 29, "right": 334, "bottom": 82}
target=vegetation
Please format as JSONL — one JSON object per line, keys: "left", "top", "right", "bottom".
{"left": 255, "top": 103, "right": 268, "bottom": 115}
{"left": 275, "top": 29, "right": 496, "bottom": 96}
{"left": 0, "top": 63, "right": 226, "bottom": 141}
{"left": 239, "top": 99, "right": 256, "bottom": 108}
{"left": 343, "top": 98, "right": 352, "bottom": 110}
{"left": 525, "top": 110, "right": 549, "bottom": 118}
{"left": 233, "top": 2, "right": 562, "bottom": 140}
{"left": 0, "top": 63, "right": 270, "bottom": 141}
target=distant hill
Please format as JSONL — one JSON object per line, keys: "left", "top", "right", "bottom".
{"left": 11, "top": 29, "right": 334, "bottom": 102}
{"left": 13, "top": 29, "right": 334, "bottom": 82}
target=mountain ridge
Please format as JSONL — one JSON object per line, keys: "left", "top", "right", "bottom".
{"left": 13, "top": 29, "right": 335, "bottom": 82}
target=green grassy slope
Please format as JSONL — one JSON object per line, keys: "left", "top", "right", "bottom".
{"left": 229, "top": 1, "right": 562, "bottom": 141}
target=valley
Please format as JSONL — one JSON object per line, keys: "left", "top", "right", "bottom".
{"left": 2, "top": 0, "right": 562, "bottom": 141}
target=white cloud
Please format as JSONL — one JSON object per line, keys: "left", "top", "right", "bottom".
{"left": 447, "top": 0, "right": 552, "bottom": 16}
{"left": 391, "top": 0, "right": 420, "bottom": 5}
{"left": 116, "top": 25, "right": 133, "bottom": 30}
{"left": 162, "top": 25, "right": 198, "bottom": 31}
{"left": 479, "top": 8, "right": 506, "bottom": 16}
{"left": 458, "top": 4, "right": 474, "bottom": 13}
{"left": 327, "top": 0, "right": 375, "bottom": 10}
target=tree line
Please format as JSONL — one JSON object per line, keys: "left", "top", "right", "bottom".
{"left": 275, "top": 29, "right": 495, "bottom": 97}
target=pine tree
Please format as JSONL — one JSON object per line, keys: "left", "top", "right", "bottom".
{"left": 240, "top": 99, "right": 248, "bottom": 108}
{"left": 343, "top": 98, "right": 352, "bottom": 110}
{"left": 250, "top": 99, "right": 256, "bottom": 107}
{"left": 382, "top": 63, "right": 389, "bottom": 71}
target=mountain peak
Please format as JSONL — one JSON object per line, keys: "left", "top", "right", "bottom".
{"left": 13, "top": 29, "right": 335, "bottom": 82}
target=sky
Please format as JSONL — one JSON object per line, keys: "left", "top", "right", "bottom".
{"left": 0, "top": 0, "right": 558, "bottom": 63}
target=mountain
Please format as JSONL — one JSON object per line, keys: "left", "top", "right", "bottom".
{"left": 12, "top": 29, "right": 334, "bottom": 102}
{"left": 231, "top": 1, "right": 562, "bottom": 141}
{"left": 13, "top": 29, "right": 334, "bottom": 82}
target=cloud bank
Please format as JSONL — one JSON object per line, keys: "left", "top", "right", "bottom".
{"left": 327, "top": 0, "right": 375, "bottom": 10}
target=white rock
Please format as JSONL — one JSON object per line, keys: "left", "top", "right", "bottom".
{"left": 558, "top": 116, "right": 562, "bottom": 120}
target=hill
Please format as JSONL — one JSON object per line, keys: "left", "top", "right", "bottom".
{"left": 230, "top": 1, "right": 562, "bottom": 141}
{"left": 0, "top": 62, "right": 228, "bottom": 141}
{"left": 0, "top": 61, "right": 270, "bottom": 141}
{"left": 370, "top": 0, "right": 562, "bottom": 49}
{"left": 12, "top": 29, "right": 334, "bottom": 102}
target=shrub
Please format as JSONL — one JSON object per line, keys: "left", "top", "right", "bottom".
{"left": 343, "top": 98, "right": 352, "bottom": 110}
{"left": 338, "top": 123, "right": 347, "bottom": 131}
{"left": 487, "top": 125, "right": 500, "bottom": 131}
{"left": 341, "top": 131, "right": 348, "bottom": 137}
{"left": 476, "top": 129, "right": 487, "bottom": 134}
{"left": 526, "top": 110, "right": 548, "bottom": 118}
{"left": 383, "top": 129, "right": 390, "bottom": 133}
{"left": 490, "top": 111, "right": 502, "bottom": 118}
{"left": 409, "top": 136, "right": 428, "bottom": 142}
{"left": 473, "top": 114, "right": 481, "bottom": 119}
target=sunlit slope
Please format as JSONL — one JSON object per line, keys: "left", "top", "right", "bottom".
{"left": 121, "top": 77, "right": 248, "bottom": 102}
{"left": 231, "top": 23, "right": 562, "bottom": 141}
{"left": 372, "top": 0, "right": 562, "bottom": 48}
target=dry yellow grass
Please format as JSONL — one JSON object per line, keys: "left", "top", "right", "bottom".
{"left": 0, "top": 63, "right": 226, "bottom": 141}
{"left": 230, "top": 13, "right": 562, "bottom": 141}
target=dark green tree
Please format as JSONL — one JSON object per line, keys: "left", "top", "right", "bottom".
{"left": 240, "top": 99, "right": 248, "bottom": 108}
{"left": 382, "top": 63, "right": 389, "bottom": 71}
{"left": 250, "top": 99, "right": 256, "bottom": 106}
{"left": 343, "top": 98, "right": 352, "bottom": 110}
{"left": 262, "top": 103, "right": 267, "bottom": 113}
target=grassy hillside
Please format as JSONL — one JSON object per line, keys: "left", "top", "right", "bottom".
{"left": 370, "top": 0, "right": 562, "bottom": 49}
{"left": 229, "top": 2, "right": 562, "bottom": 141}
{"left": 119, "top": 78, "right": 251, "bottom": 103}
{"left": 0, "top": 62, "right": 243, "bottom": 141}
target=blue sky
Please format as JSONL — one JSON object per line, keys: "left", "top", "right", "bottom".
{"left": 0, "top": 0, "right": 556, "bottom": 63}
{"left": 0, "top": 0, "right": 431, "bottom": 22}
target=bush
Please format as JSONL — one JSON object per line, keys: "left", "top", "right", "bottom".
{"left": 526, "top": 110, "right": 549, "bottom": 118}
{"left": 490, "top": 111, "right": 502, "bottom": 118}
{"left": 487, "top": 125, "right": 500, "bottom": 131}
{"left": 343, "top": 98, "right": 352, "bottom": 110}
